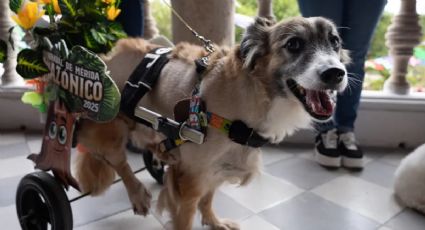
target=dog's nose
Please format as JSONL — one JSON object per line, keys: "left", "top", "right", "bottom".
{"left": 320, "top": 68, "right": 345, "bottom": 85}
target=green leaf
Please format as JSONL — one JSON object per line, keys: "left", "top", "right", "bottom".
{"left": 108, "top": 22, "right": 127, "bottom": 39}
{"left": 57, "top": 18, "right": 78, "bottom": 33}
{"left": 58, "top": 0, "right": 78, "bottom": 17}
{"left": 9, "top": 0, "right": 23, "bottom": 14}
{"left": 0, "top": 40, "right": 7, "bottom": 63}
{"left": 83, "top": 30, "right": 99, "bottom": 51}
{"left": 98, "top": 74, "right": 120, "bottom": 121}
{"left": 90, "top": 29, "right": 108, "bottom": 45}
{"left": 16, "top": 49, "right": 50, "bottom": 79}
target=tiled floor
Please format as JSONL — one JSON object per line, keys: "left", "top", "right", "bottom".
{"left": 1, "top": 131, "right": 425, "bottom": 230}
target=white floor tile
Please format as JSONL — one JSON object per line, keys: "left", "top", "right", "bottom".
{"left": 312, "top": 176, "right": 403, "bottom": 223}
{"left": 240, "top": 215, "right": 280, "bottom": 230}
{"left": 220, "top": 172, "right": 304, "bottom": 213}
{"left": 0, "top": 205, "right": 21, "bottom": 230}
{"left": 0, "top": 155, "right": 34, "bottom": 179}
{"left": 75, "top": 210, "right": 164, "bottom": 230}
{"left": 298, "top": 151, "right": 375, "bottom": 165}
{"left": 0, "top": 132, "right": 26, "bottom": 146}
{"left": 261, "top": 146, "right": 294, "bottom": 166}
{"left": 379, "top": 151, "right": 407, "bottom": 167}
{"left": 377, "top": 226, "right": 393, "bottom": 230}
{"left": 26, "top": 138, "right": 42, "bottom": 154}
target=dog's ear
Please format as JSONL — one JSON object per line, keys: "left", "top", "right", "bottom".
{"left": 340, "top": 48, "right": 351, "bottom": 65}
{"left": 240, "top": 17, "right": 275, "bottom": 70}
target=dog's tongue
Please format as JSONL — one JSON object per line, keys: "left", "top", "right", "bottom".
{"left": 305, "top": 90, "right": 333, "bottom": 116}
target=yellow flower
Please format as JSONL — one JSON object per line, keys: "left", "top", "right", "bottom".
{"left": 11, "top": 2, "right": 45, "bottom": 30}
{"left": 38, "top": 0, "right": 61, "bottom": 14}
{"left": 102, "top": 0, "right": 116, "bottom": 4}
{"left": 106, "top": 6, "right": 121, "bottom": 21}
{"left": 52, "top": 0, "right": 61, "bottom": 14}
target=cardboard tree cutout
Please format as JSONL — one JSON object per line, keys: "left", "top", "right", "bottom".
{"left": 28, "top": 100, "right": 79, "bottom": 190}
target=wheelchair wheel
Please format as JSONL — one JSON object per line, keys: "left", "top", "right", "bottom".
{"left": 16, "top": 171, "right": 73, "bottom": 230}
{"left": 142, "top": 149, "right": 165, "bottom": 185}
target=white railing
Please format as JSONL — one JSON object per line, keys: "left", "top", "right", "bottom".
{"left": 384, "top": 0, "right": 423, "bottom": 95}
{"left": 0, "top": 0, "right": 23, "bottom": 88}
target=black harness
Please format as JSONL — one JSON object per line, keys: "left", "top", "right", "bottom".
{"left": 121, "top": 47, "right": 172, "bottom": 123}
{"left": 120, "top": 48, "right": 269, "bottom": 151}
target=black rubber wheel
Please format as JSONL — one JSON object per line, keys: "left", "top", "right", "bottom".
{"left": 16, "top": 171, "right": 73, "bottom": 230}
{"left": 142, "top": 150, "right": 165, "bottom": 185}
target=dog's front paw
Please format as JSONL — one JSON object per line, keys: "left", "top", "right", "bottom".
{"left": 210, "top": 219, "right": 240, "bottom": 230}
{"left": 147, "top": 144, "right": 180, "bottom": 165}
{"left": 129, "top": 183, "right": 152, "bottom": 216}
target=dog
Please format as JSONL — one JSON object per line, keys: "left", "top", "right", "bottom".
{"left": 394, "top": 144, "right": 425, "bottom": 214}
{"left": 74, "top": 16, "right": 350, "bottom": 230}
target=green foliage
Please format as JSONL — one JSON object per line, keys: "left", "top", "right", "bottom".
{"left": 407, "top": 65, "right": 425, "bottom": 92}
{"left": 151, "top": 0, "right": 172, "bottom": 40}
{"left": 236, "top": 0, "right": 300, "bottom": 20}
{"left": 271, "top": 0, "right": 300, "bottom": 20}
{"left": 0, "top": 40, "right": 7, "bottom": 63}
{"left": 421, "top": 16, "right": 425, "bottom": 41}
{"left": 16, "top": 49, "right": 50, "bottom": 79}
{"left": 58, "top": 0, "right": 78, "bottom": 17}
{"left": 234, "top": 0, "right": 299, "bottom": 42}
{"left": 13, "top": 0, "right": 128, "bottom": 55}
{"left": 9, "top": 0, "right": 23, "bottom": 14}
{"left": 368, "top": 13, "right": 392, "bottom": 59}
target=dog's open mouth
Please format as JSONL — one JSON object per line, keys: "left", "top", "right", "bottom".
{"left": 287, "top": 79, "right": 334, "bottom": 121}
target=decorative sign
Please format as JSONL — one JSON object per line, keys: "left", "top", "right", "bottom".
{"left": 42, "top": 38, "right": 120, "bottom": 122}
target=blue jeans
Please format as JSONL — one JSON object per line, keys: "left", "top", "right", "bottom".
{"left": 297, "top": 0, "right": 387, "bottom": 133}
{"left": 117, "top": 0, "right": 145, "bottom": 37}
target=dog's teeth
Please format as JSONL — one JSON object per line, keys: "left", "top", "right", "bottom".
{"left": 297, "top": 85, "right": 305, "bottom": 94}
{"left": 297, "top": 85, "right": 304, "bottom": 94}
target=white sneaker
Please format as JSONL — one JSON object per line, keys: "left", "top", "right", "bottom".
{"left": 315, "top": 129, "right": 341, "bottom": 167}
{"left": 339, "top": 132, "right": 364, "bottom": 169}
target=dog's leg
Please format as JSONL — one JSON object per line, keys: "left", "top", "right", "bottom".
{"left": 106, "top": 153, "right": 152, "bottom": 216}
{"left": 199, "top": 190, "right": 240, "bottom": 230}
{"left": 175, "top": 195, "right": 200, "bottom": 230}
{"left": 77, "top": 118, "right": 152, "bottom": 215}
{"left": 167, "top": 166, "right": 202, "bottom": 230}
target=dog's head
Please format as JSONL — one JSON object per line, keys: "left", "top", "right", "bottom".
{"left": 240, "top": 17, "right": 350, "bottom": 121}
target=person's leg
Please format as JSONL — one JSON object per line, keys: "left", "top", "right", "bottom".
{"left": 336, "top": 0, "right": 387, "bottom": 168}
{"left": 117, "top": 0, "right": 145, "bottom": 37}
{"left": 335, "top": 0, "right": 387, "bottom": 132}
{"left": 297, "top": 0, "right": 343, "bottom": 26}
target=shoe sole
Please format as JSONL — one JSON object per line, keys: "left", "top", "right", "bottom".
{"left": 315, "top": 149, "right": 341, "bottom": 168}
{"left": 342, "top": 156, "right": 364, "bottom": 169}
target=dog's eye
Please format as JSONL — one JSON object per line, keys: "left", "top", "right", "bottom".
{"left": 330, "top": 35, "right": 340, "bottom": 49}
{"left": 284, "top": 37, "right": 304, "bottom": 53}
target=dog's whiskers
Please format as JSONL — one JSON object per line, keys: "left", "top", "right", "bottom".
{"left": 337, "top": 26, "right": 351, "bottom": 30}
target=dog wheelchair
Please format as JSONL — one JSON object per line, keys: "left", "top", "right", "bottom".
{"left": 15, "top": 107, "right": 203, "bottom": 230}
{"left": 14, "top": 37, "right": 207, "bottom": 230}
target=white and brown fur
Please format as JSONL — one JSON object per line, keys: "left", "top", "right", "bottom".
{"left": 74, "top": 17, "right": 350, "bottom": 229}
{"left": 394, "top": 144, "right": 425, "bottom": 214}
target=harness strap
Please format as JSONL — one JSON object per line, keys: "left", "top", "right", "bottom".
{"left": 120, "top": 47, "right": 172, "bottom": 119}
{"left": 207, "top": 112, "right": 269, "bottom": 148}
